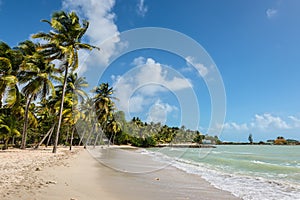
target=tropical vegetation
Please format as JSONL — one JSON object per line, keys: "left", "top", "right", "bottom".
{"left": 0, "top": 10, "right": 218, "bottom": 151}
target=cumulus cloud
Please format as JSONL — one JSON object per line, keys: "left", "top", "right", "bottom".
{"left": 185, "top": 56, "right": 208, "bottom": 77}
{"left": 136, "top": 0, "right": 148, "bottom": 17}
{"left": 146, "top": 100, "right": 178, "bottom": 124}
{"left": 266, "top": 8, "right": 278, "bottom": 18}
{"left": 218, "top": 113, "right": 300, "bottom": 134}
{"left": 132, "top": 56, "right": 146, "bottom": 66}
{"left": 113, "top": 57, "right": 192, "bottom": 113}
{"left": 62, "top": 0, "right": 120, "bottom": 73}
{"left": 251, "top": 113, "right": 290, "bottom": 129}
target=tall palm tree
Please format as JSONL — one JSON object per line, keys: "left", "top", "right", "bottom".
{"left": 63, "top": 72, "right": 88, "bottom": 150}
{"left": 18, "top": 40, "right": 57, "bottom": 149}
{"left": 32, "top": 11, "right": 99, "bottom": 153}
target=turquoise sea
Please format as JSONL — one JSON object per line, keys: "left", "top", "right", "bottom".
{"left": 145, "top": 145, "right": 300, "bottom": 200}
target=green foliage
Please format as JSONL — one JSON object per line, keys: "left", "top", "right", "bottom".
{"left": 193, "top": 131, "right": 205, "bottom": 144}
{"left": 130, "top": 135, "right": 157, "bottom": 147}
{"left": 248, "top": 133, "right": 253, "bottom": 144}
{"left": 0, "top": 10, "right": 227, "bottom": 151}
{"left": 0, "top": 108, "right": 22, "bottom": 149}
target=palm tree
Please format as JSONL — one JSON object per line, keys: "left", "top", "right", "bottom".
{"left": 78, "top": 98, "right": 96, "bottom": 148}
{"left": 18, "top": 40, "right": 57, "bottom": 149}
{"left": 0, "top": 92, "right": 34, "bottom": 149}
{"left": 93, "top": 83, "right": 115, "bottom": 124}
{"left": 34, "top": 98, "right": 57, "bottom": 149}
{"left": 64, "top": 72, "right": 88, "bottom": 150}
{"left": 32, "top": 11, "right": 99, "bottom": 153}
{"left": 93, "top": 83, "right": 119, "bottom": 145}
{"left": 0, "top": 42, "right": 22, "bottom": 108}
{"left": 105, "top": 117, "right": 121, "bottom": 145}
{"left": 66, "top": 73, "right": 88, "bottom": 102}
{"left": 0, "top": 109, "right": 21, "bottom": 149}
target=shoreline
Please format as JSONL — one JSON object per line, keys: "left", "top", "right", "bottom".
{"left": 1, "top": 146, "right": 240, "bottom": 200}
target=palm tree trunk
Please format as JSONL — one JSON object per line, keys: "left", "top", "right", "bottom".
{"left": 53, "top": 66, "right": 69, "bottom": 153}
{"left": 100, "top": 130, "right": 104, "bottom": 145}
{"left": 35, "top": 123, "right": 55, "bottom": 149}
{"left": 46, "top": 126, "right": 54, "bottom": 147}
{"left": 65, "top": 126, "right": 69, "bottom": 146}
{"left": 4, "top": 138, "right": 9, "bottom": 150}
{"left": 78, "top": 130, "right": 86, "bottom": 146}
{"left": 69, "top": 126, "right": 75, "bottom": 151}
{"left": 21, "top": 95, "right": 33, "bottom": 149}
{"left": 84, "top": 123, "right": 95, "bottom": 149}
{"left": 93, "top": 132, "right": 100, "bottom": 148}
{"left": 109, "top": 134, "right": 114, "bottom": 147}
{"left": 0, "top": 94, "right": 3, "bottom": 108}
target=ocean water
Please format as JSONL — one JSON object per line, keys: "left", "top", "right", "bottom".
{"left": 145, "top": 145, "right": 300, "bottom": 200}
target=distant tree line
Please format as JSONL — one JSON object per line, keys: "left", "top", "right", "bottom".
{"left": 108, "top": 113, "right": 221, "bottom": 147}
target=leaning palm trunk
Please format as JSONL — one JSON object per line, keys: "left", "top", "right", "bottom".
{"left": 93, "top": 132, "right": 100, "bottom": 148}
{"left": 21, "top": 95, "right": 33, "bottom": 149}
{"left": 94, "top": 127, "right": 105, "bottom": 147}
{"left": 78, "top": 129, "right": 86, "bottom": 146}
{"left": 46, "top": 127, "right": 54, "bottom": 147}
{"left": 35, "top": 123, "right": 56, "bottom": 149}
{"left": 53, "top": 66, "right": 69, "bottom": 153}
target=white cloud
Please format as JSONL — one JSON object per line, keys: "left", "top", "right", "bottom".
{"left": 128, "top": 94, "right": 148, "bottom": 113}
{"left": 146, "top": 100, "right": 178, "bottom": 124}
{"left": 289, "top": 116, "right": 300, "bottom": 128}
{"left": 266, "top": 8, "right": 278, "bottom": 19}
{"left": 251, "top": 113, "right": 290, "bottom": 129}
{"left": 185, "top": 56, "right": 208, "bottom": 77}
{"left": 113, "top": 57, "right": 192, "bottom": 113}
{"left": 215, "top": 114, "right": 300, "bottom": 141}
{"left": 223, "top": 122, "right": 249, "bottom": 131}
{"left": 62, "top": 0, "right": 120, "bottom": 73}
{"left": 136, "top": 0, "right": 148, "bottom": 17}
{"left": 217, "top": 113, "right": 298, "bottom": 134}
{"left": 132, "top": 56, "right": 146, "bottom": 66}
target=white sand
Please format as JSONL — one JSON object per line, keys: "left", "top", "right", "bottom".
{"left": 1, "top": 146, "right": 241, "bottom": 200}
{"left": 0, "top": 147, "right": 77, "bottom": 199}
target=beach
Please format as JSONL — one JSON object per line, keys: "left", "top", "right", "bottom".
{"left": 1, "top": 146, "right": 240, "bottom": 200}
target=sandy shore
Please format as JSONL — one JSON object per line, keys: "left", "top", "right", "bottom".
{"left": 0, "top": 147, "right": 81, "bottom": 200}
{"left": 1, "top": 146, "right": 240, "bottom": 200}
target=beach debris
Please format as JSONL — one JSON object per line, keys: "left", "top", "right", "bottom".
{"left": 155, "top": 177, "right": 160, "bottom": 181}
{"left": 70, "top": 198, "right": 77, "bottom": 200}
{"left": 35, "top": 167, "right": 41, "bottom": 171}
{"left": 45, "top": 180, "right": 57, "bottom": 184}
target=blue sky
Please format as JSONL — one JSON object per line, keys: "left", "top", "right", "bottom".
{"left": 1, "top": 0, "right": 300, "bottom": 142}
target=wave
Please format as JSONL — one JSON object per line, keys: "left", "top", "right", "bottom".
{"left": 174, "top": 158, "right": 300, "bottom": 200}
{"left": 144, "top": 149, "right": 300, "bottom": 200}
